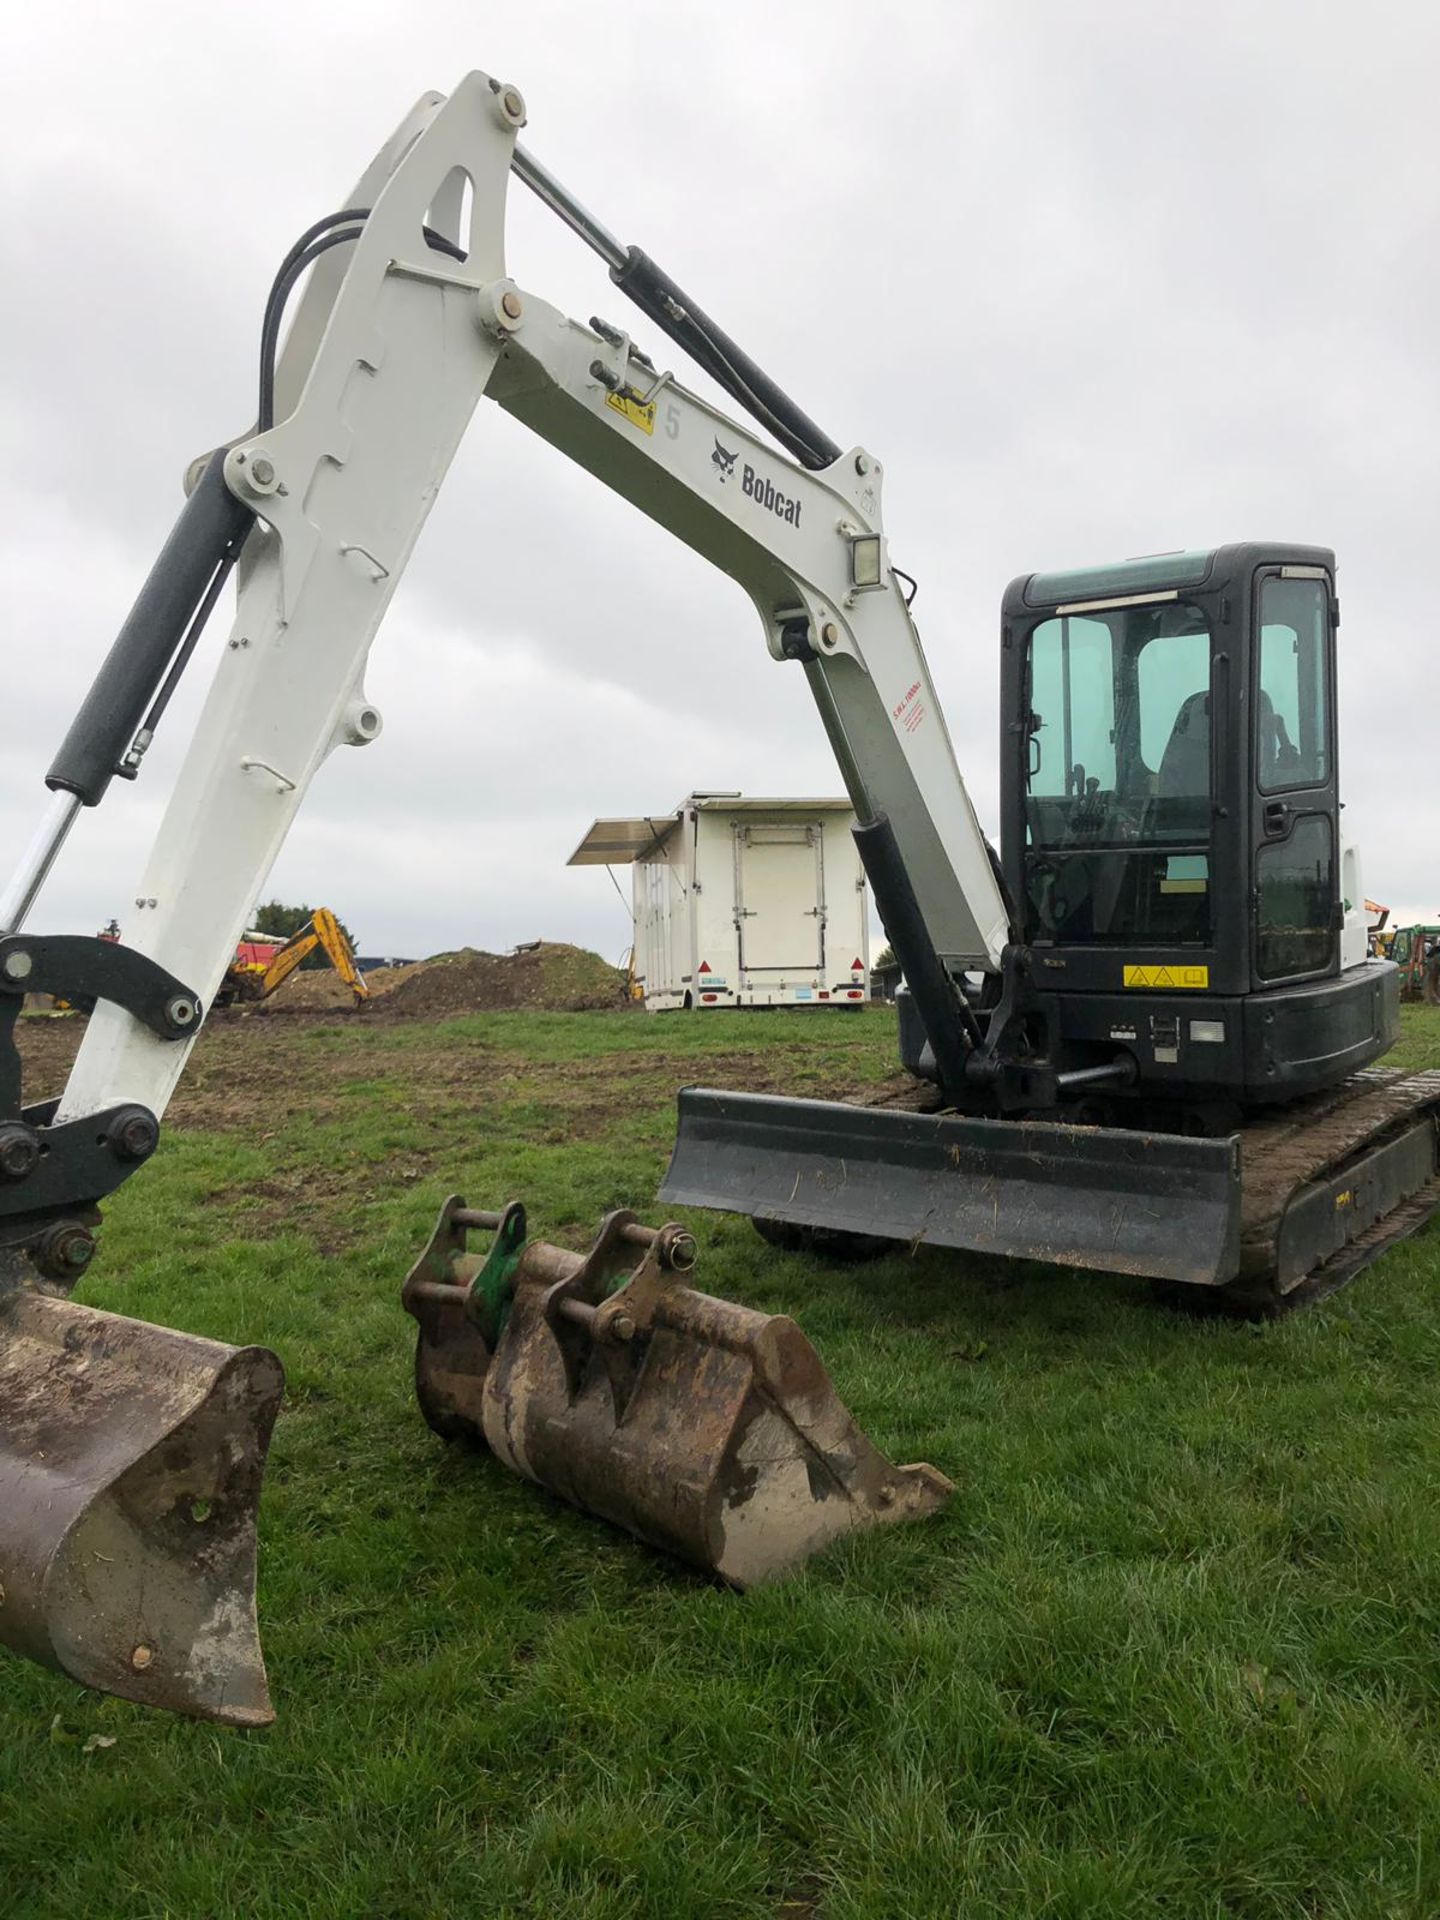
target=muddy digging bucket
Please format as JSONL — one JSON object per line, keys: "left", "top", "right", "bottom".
{"left": 404, "top": 1200, "right": 951, "bottom": 1586}
{"left": 0, "top": 1282, "right": 283, "bottom": 1725}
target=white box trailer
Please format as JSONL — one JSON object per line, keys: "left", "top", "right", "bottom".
{"left": 570, "top": 794, "right": 870, "bottom": 1011}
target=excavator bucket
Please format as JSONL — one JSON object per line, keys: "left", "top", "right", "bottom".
{"left": 403, "top": 1200, "right": 952, "bottom": 1586}
{"left": 0, "top": 1274, "right": 284, "bottom": 1725}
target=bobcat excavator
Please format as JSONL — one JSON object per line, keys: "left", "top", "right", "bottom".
{"left": 1, "top": 72, "right": 1436, "bottom": 1728}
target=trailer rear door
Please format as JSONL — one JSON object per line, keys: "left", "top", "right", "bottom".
{"left": 734, "top": 823, "right": 824, "bottom": 972}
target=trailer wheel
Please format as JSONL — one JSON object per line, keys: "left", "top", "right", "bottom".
{"left": 751, "top": 1217, "right": 894, "bottom": 1261}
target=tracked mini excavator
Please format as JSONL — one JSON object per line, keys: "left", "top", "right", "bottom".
{"left": 1, "top": 73, "right": 1436, "bottom": 1726}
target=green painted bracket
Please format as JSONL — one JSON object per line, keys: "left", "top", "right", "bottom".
{"left": 466, "top": 1200, "right": 527, "bottom": 1346}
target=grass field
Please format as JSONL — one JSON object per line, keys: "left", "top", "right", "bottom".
{"left": 4, "top": 1004, "right": 1440, "bottom": 1919}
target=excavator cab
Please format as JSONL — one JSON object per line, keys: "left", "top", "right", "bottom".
{"left": 670, "top": 543, "right": 1432, "bottom": 1306}
{"left": 988, "top": 542, "right": 1396, "bottom": 1107}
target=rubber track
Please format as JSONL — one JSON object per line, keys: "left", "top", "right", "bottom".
{"left": 1231, "top": 1068, "right": 1440, "bottom": 1309}
{"left": 863, "top": 1067, "right": 1440, "bottom": 1309}
{"left": 1225, "top": 1173, "right": 1440, "bottom": 1316}
{"left": 1238, "top": 1070, "right": 1440, "bottom": 1245}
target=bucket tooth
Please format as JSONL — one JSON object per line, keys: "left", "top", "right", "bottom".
{"left": 403, "top": 1199, "right": 952, "bottom": 1586}
{"left": 0, "top": 1285, "right": 284, "bottom": 1726}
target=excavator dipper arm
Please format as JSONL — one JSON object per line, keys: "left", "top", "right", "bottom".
{"left": 48, "top": 77, "right": 520, "bottom": 1127}
{"left": 258, "top": 910, "right": 368, "bottom": 1002}
{"left": 257, "top": 929, "right": 319, "bottom": 996}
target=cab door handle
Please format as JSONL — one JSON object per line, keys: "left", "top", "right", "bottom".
{"left": 1263, "top": 800, "right": 1290, "bottom": 837}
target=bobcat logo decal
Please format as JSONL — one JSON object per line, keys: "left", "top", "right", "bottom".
{"left": 712, "top": 438, "right": 738, "bottom": 482}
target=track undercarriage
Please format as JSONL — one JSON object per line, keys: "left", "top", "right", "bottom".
{"left": 661, "top": 1068, "right": 1440, "bottom": 1314}
{"left": 1226, "top": 1068, "right": 1440, "bottom": 1310}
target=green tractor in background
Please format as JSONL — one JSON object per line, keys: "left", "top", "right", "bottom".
{"left": 1392, "top": 924, "right": 1440, "bottom": 1005}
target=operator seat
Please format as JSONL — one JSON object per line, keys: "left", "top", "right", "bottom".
{"left": 1256, "top": 688, "right": 1303, "bottom": 785}
{"left": 1131, "top": 688, "right": 1212, "bottom": 939}
{"left": 1156, "top": 689, "right": 1210, "bottom": 802}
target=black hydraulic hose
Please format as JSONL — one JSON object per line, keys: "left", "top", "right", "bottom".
{"left": 256, "top": 208, "right": 371, "bottom": 422}
{"left": 124, "top": 528, "right": 248, "bottom": 765}
{"left": 258, "top": 223, "right": 365, "bottom": 431}
{"left": 421, "top": 225, "right": 468, "bottom": 262}
{"left": 257, "top": 215, "right": 470, "bottom": 431}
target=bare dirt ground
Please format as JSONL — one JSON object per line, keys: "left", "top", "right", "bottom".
{"left": 9, "top": 941, "right": 637, "bottom": 1135}
{"left": 12, "top": 1003, "right": 891, "bottom": 1266}
{"left": 13, "top": 1010, "right": 476, "bottom": 1131}
{"left": 13, "top": 1010, "right": 882, "bottom": 1141}
{"left": 250, "top": 941, "right": 629, "bottom": 1016}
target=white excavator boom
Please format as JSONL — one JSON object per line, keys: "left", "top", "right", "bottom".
{"left": 11, "top": 69, "right": 1007, "bottom": 1133}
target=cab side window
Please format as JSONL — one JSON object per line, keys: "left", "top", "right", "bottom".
{"left": 1257, "top": 578, "right": 1330, "bottom": 792}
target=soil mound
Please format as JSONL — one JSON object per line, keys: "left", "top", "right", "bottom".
{"left": 267, "top": 961, "right": 424, "bottom": 1011}
{"left": 383, "top": 942, "right": 625, "bottom": 1016}
{"left": 237, "top": 941, "right": 626, "bottom": 1018}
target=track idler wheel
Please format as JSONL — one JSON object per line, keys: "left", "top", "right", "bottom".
{"left": 403, "top": 1199, "right": 952, "bottom": 1586}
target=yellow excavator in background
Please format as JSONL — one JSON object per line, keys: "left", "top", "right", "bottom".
{"left": 219, "top": 907, "right": 368, "bottom": 1007}
{"left": 1366, "top": 901, "right": 1394, "bottom": 959}
{"left": 53, "top": 910, "right": 366, "bottom": 1012}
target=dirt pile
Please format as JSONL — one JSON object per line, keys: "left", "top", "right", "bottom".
{"left": 266, "top": 962, "right": 424, "bottom": 1012}
{"left": 244, "top": 943, "right": 626, "bottom": 1017}
{"left": 383, "top": 943, "right": 626, "bottom": 1015}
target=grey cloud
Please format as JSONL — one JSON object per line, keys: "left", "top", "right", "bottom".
{"left": 2, "top": 0, "right": 1437, "bottom": 958}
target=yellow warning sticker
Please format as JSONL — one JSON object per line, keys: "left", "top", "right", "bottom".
{"left": 605, "top": 390, "right": 655, "bottom": 435}
{"left": 1123, "top": 964, "right": 1210, "bottom": 990}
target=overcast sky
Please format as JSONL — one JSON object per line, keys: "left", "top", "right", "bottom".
{"left": 2, "top": 2, "right": 1436, "bottom": 965}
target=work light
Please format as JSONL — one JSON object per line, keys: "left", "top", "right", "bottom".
{"left": 849, "top": 533, "right": 884, "bottom": 590}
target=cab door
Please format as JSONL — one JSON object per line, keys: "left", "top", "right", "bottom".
{"left": 1250, "top": 567, "right": 1340, "bottom": 985}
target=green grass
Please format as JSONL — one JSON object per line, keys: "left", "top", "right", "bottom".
{"left": 4, "top": 1006, "right": 1440, "bottom": 1918}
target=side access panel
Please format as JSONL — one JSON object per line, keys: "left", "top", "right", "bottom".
{"left": 662, "top": 1090, "right": 1242, "bottom": 1286}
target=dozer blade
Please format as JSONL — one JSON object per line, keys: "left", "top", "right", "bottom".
{"left": 0, "top": 1278, "right": 284, "bottom": 1726}
{"left": 403, "top": 1199, "right": 951, "bottom": 1587}
{"left": 660, "top": 1088, "right": 1244, "bottom": 1287}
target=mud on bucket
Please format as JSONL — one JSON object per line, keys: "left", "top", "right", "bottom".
{"left": 0, "top": 1281, "right": 284, "bottom": 1725}
{"left": 403, "top": 1199, "right": 952, "bottom": 1585}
